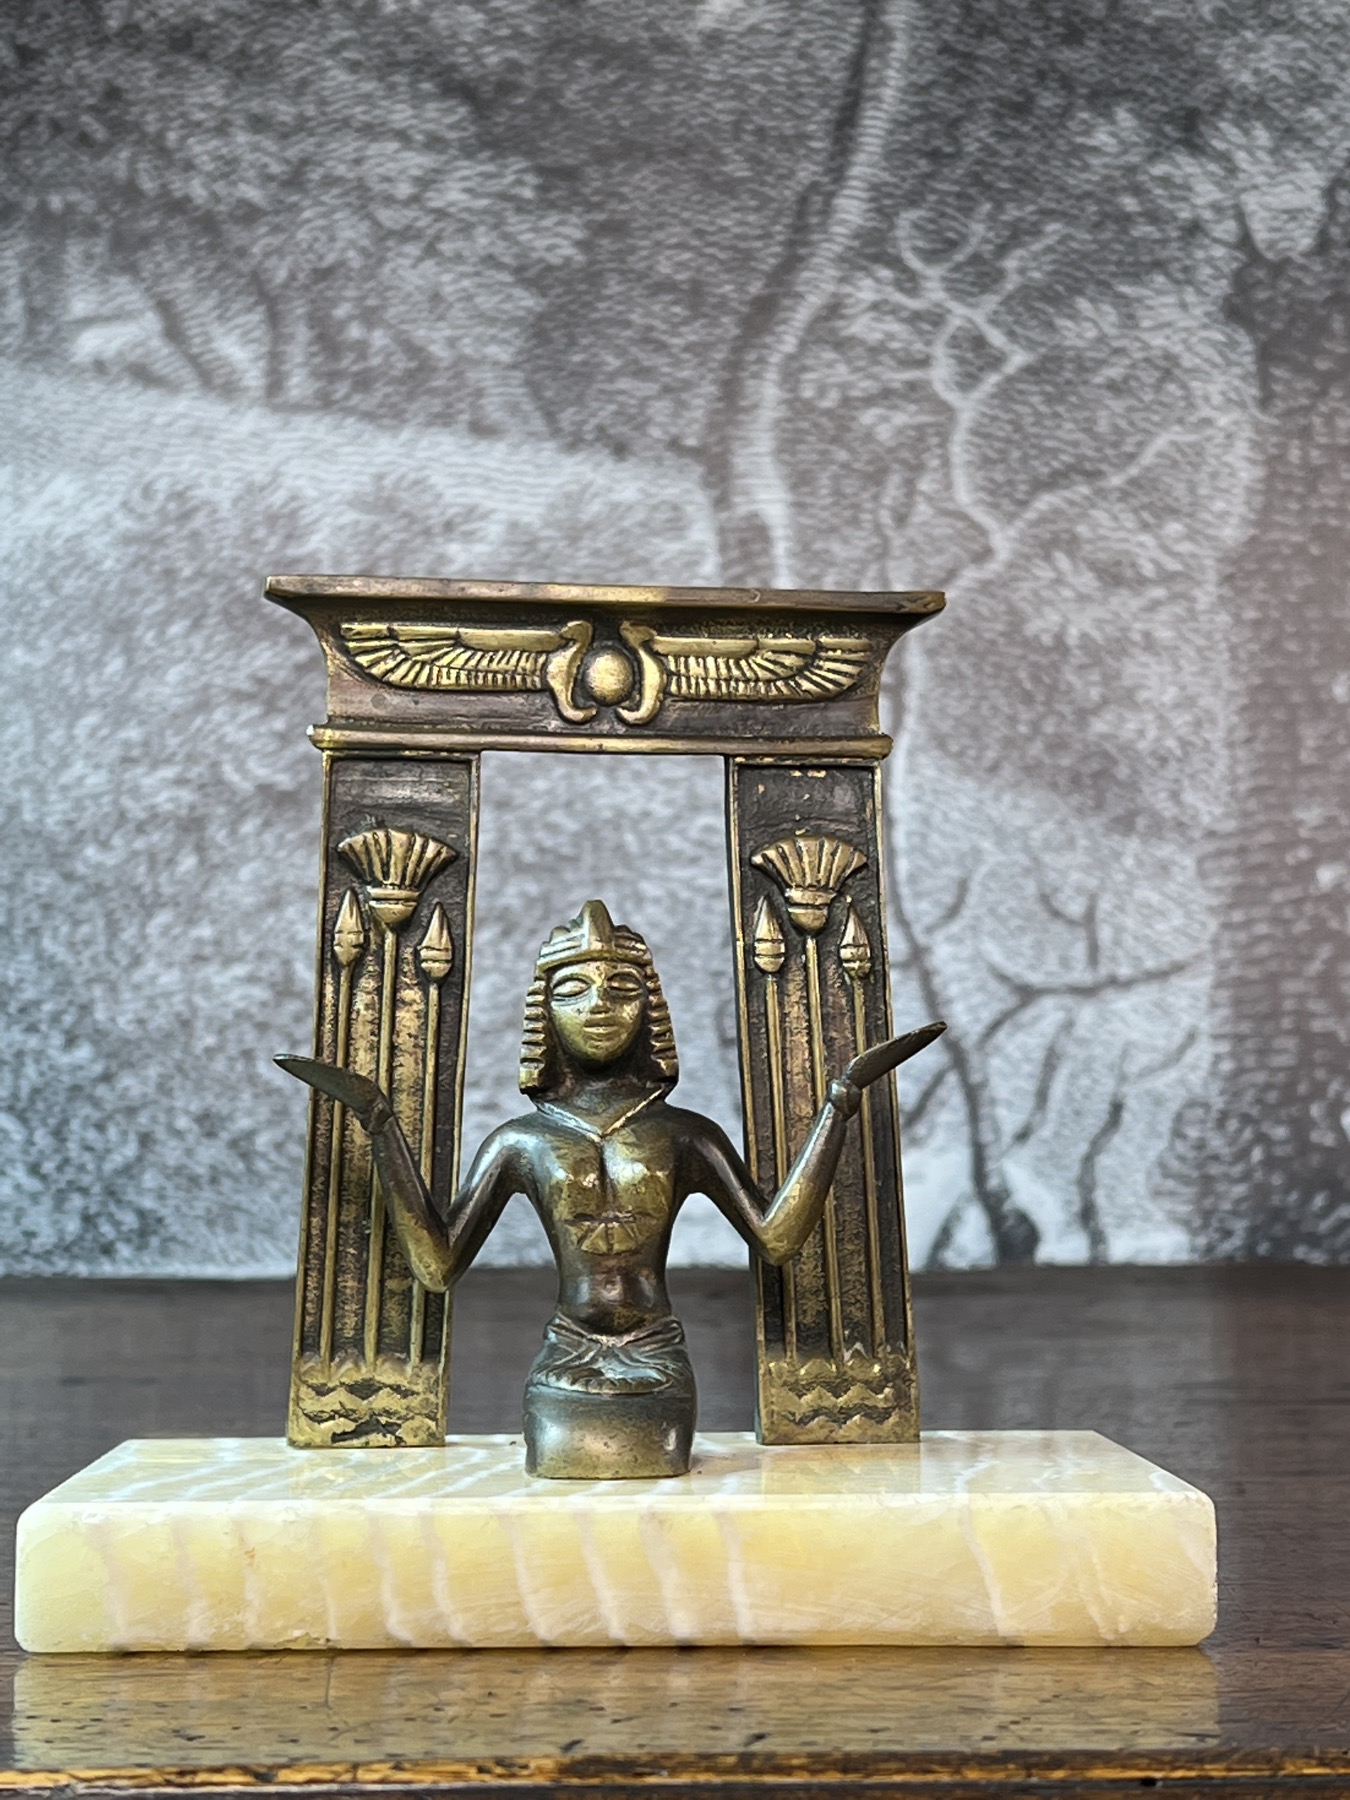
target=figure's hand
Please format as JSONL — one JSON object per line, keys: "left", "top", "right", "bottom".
{"left": 837, "top": 1021, "right": 947, "bottom": 1096}
{"left": 828, "top": 1076, "right": 862, "bottom": 1119}
{"left": 275, "top": 1055, "right": 395, "bottom": 1135}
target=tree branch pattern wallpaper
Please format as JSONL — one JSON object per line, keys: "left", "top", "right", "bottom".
{"left": 3, "top": 0, "right": 1348, "bottom": 1272}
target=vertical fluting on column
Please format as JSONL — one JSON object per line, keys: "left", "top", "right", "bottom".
{"left": 339, "top": 827, "right": 456, "bottom": 1368}
{"left": 841, "top": 900, "right": 887, "bottom": 1356}
{"left": 751, "top": 896, "right": 796, "bottom": 1360}
{"left": 727, "top": 758, "right": 918, "bottom": 1444}
{"left": 752, "top": 832, "right": 866, "bottom": 1371}
{"left": 288, "top": 756, "right": 479, "bottom": 1448}
{"left": 410, "top": 903, "right": 453, "bottom": 1368}
{"left": 318, "top": 888, "right": 366, "bottom": 1368}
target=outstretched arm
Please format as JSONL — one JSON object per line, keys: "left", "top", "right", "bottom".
{"left": 276, "top": 1056, "right": 516, "bottom": 1292}
{"left": 689, "top": 1081, "right": 853, "bottom": 1265}
{"left": 684, "top": 1023, "right": 946, "bottom": 1266}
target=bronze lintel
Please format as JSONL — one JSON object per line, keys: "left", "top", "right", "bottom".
{"left": 265, "top": 572, "right": 944, "bottom": 619}
{"left": 311, "top": 725, "right": 892, "bottom": 761}
{"left": 266, "top": 575, "right": 940, "bottom": 759}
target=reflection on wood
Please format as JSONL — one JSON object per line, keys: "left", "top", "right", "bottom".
{"left": 11, "top": 1645, "right": 1219, "bottom": 1774}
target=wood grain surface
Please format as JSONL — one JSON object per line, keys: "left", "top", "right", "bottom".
{"left": 1, "top": 1266, "right": 1347, "bottom": 1794}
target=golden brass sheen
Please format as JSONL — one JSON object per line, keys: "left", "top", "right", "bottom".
{"left": 280, "top": 902, "right": 941, "bottom": 1478}
{"left": 268, "top": 576, "right": 943, "bottom": 1452}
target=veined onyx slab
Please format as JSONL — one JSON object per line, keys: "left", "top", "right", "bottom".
{"left": 16, "top": 1431, "right": 1215, "bottom": 1651}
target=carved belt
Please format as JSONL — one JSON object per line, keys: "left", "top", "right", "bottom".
{"left": 529, "top": 1312, "right": 692, "bottom": 1395}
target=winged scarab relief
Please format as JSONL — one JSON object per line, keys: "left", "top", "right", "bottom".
{"left": 340, "top": 618, "right": 872, "bottom": 726}
{"left": 614, "top": 624, "right": 871, "bottom": 725}
{"left": 341, "top": 619, "right": 597, "bottom": 722}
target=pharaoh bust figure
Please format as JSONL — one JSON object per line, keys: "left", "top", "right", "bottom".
{"left": 281, "top": 900, "right": 942, "bottom": 1479}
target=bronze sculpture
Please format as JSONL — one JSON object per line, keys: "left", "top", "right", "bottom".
{"left": 270, "top": 578, "right": 945, "bottom": 1451}
{"left": 281, "top": 900, "right": 943, "bottom": 1478}
{"left": 10, "top": 575, "right": 1221, "bottom": 1656}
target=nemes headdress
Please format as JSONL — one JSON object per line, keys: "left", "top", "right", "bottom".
{"left": 520, "top": 900, "right": 678, "bottom": 1094}
{"left": 535, "top": 899, "right": 651, "bottom": 971}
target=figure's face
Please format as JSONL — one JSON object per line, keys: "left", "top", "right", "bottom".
{"left": 548, "top": 958, "right": 647, "bottom": 1069}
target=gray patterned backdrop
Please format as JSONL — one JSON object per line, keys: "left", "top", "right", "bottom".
{"left": 3, "top": 0, "right": 1349, "bottom": 1276}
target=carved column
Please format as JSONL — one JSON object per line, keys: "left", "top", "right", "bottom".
{"left": 728, "top": 759, "right": 917, "bottom": 1442}
{"left": 288, "top": 754, "right": 478, "bottom": 1447}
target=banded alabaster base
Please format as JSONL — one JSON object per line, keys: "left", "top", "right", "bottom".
{"left": 15, "top": 1431, "right": 1215, "bottom": 1651}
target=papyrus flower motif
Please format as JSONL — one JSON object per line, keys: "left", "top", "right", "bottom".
{"left": 751, "top": 834, "right": 866, "bottom": 934}
{"left": 338, "top": 828, "right": 455, "bottom": 930}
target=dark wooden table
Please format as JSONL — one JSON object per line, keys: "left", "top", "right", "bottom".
{"left": 1, "top": 1266, "right": 1348, "bottom": 1796}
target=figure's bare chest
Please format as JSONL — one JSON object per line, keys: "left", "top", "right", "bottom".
{"left": 539, "top": 1120, "right": 676, "bottom": 1256}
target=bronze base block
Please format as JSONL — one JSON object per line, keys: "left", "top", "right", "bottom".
{"left": 524, "top": 1386, "right": 695, "bottom": 1480}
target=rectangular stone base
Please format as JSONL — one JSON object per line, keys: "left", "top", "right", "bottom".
{"left": 15, "top": 1431, "right": 1215, "bottom": 1651}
